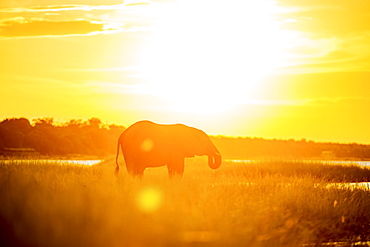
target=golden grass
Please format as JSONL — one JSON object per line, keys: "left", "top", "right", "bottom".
{"left": 1, "top": 159, "right": 370, "bottom": 246}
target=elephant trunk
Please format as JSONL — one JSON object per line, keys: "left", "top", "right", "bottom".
{"left": 208, "top": 151, "right": 222, "bottom": 169}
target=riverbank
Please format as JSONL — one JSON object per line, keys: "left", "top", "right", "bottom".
{"left": 1, "top": 159, "right": 370, "bottom": 246}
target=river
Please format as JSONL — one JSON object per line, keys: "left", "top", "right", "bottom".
{"left": 225, "top": 159, "right": 370, "bottom": 167}
{"left": 3, "top": 159, "right": 370, "bottom": 168}
{"left": 1, "top": 159, "right": 103, "bottom": 166}
{"left": 2, "top": 158, "right": 369, "bottom": 190}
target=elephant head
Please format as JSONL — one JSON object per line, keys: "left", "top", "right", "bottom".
{"left": 176, "top": 125, "right": 222, "bottom": 169}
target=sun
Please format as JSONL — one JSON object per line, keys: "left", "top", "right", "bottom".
{"left": 137, "top": 0, "right": 292, "bottom": 114}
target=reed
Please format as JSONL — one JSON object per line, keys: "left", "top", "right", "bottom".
{"left": 1, "top": 159, "right": 370, "bottom": 246}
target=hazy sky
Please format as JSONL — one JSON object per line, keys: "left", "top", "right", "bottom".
{"left": 1, "top": 0, "right": 370, "bottom": 143}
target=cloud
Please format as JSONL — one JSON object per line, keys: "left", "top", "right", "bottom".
{"left": 280, "top": 33, "right": 370, "bottom": 74}
{"left": 277, "top": 0, "right": 370, "bottom": 38}
{"left": 0, "top": 2, "right": 156, "bottom": 37}
{"left": 0, "top": 4, "right": 126, "bottom": 13}
{"left": 0, "top": 0, "right": 124, "bottom": 9}
{"left": 0, "top": 1, "right": 154, "bottom": 14}
{"left": 306, "top": 97, "right": 370, "bottom": 107}
{"left": 0, "top": 17, "right": 118, "bottom": 37}
{"left": 125, "top": 1, "right": 151, "bottom": 7}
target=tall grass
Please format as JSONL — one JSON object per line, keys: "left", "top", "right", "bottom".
{"left": 1, "top": 159, "right": 370, "bottom": 246}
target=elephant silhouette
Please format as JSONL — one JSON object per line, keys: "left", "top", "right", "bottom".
{"left": 115, "top": 120, "right": 221, "bottom": 177}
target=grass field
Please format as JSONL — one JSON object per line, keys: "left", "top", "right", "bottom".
{"left": 1, "top": 159, "right": 370, "bottom": 246}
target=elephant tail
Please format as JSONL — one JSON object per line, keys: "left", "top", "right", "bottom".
{"left": 115, "top": 134, "right": 122, "bottom": 176}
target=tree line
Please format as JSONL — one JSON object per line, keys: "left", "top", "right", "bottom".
{"left": 211, "top": 136, "right": 370, "bottom": 160}
{"left": 0, "top": 118, "right": 125, "bottom": 156}
{"left": 1, "top": 117, "right": 370, "bottom": 159}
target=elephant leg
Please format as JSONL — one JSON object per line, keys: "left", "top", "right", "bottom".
{"left": 126, "top": 167, "right": 144, "bottom": 178}
{"left": 125, "top": 160, "right": 144, "bottom": 178}
{"left": 133, "top": 167, "right": 145, "bottom": 178}
{"left": 167, "top": 157, "right": 184, "bottom": 178}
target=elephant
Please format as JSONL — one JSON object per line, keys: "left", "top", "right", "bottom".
{"left": 115, "top": 120, "right": 221, "bottom": 177}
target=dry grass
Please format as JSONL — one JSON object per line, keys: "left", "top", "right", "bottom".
{"left": 1, "top": 159, "right": 370, "bottom": 247}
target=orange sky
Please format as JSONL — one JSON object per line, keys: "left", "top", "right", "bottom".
{"left": 1, "top": 0, "right": 369, "bottom": 143}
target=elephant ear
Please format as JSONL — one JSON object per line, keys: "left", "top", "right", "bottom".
{"left": 176, "top": 134, "right": 198, "bottom": 156}
{"left": 176, "top": 126, "right": 208, "bottom": 156}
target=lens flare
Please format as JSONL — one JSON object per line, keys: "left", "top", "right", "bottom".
{"left": 136, "top": 187, "right": 163, "bottom": 213}
{"left": 140, "top": 138, "right": 154, "bottom": 152}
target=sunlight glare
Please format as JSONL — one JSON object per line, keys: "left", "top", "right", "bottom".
{"left": 137, "top": 0, "right": 293, "bottom": 113}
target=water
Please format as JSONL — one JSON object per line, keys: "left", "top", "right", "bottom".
{"left": 1, "top": 159, "right": 103, "bottom": 166}
{"left": 324, "top": 182, "right": 370, "bottom": 190}
{"left": 320, "top": 160, "right": 370, "bottom": 167}
{"left": 3, "top": 158, "right": 370, "bottom": 168}
{"left": 2, "top": 158, "right": 370, "bottom": 190}
{"left": 225, "top": 159, "right": 370, "bottom": 167}
{"left": 224, "top": 159, "right": 370, "bottom": 190}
